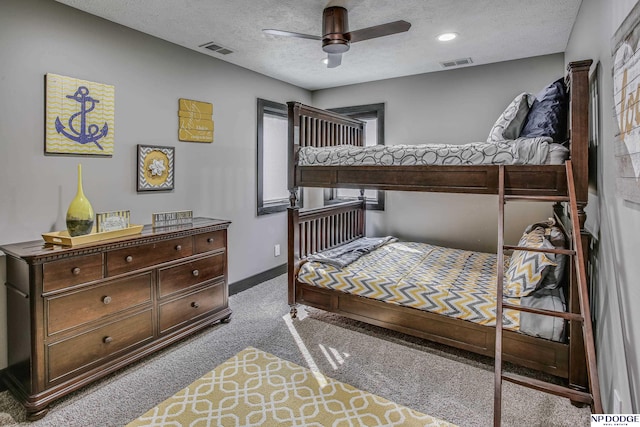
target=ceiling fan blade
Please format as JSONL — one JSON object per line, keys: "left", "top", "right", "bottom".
{"left": 347, "top": 20, "right": 411, "bottom": 43}
{"left": 327, "top": 53, "right": 342, "bottom": 68}
{"left": 262, "top": 29, "right": 321, "bottom": 40}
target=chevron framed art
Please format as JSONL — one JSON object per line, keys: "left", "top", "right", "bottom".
{"left": 137, "top": 144, "right": 174, "bottom": 192}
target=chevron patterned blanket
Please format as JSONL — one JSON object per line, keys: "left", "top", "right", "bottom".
{"left": 298, "top": 241, "right": 523, "bottom": 331}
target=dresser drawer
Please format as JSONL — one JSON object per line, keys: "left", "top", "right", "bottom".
{"left": 158, "top": 253, "right": 224, "bottom": 298}
{"left": 159, "top": 282, "right": 226, "bottom": 333}
{"left": 47, "top": 310, "right": 153, "bottom": 383}
{"left": 106, "top": 236, "right": 193, "bottom": 276}
{"left": 194, "top": 230, "right": 225, "bottom": 254}
{"left": 47, "top": 272, "right": 152, "bottom": 335}
{"left": 43, "top": 254, "right": 103, "bottom": 293}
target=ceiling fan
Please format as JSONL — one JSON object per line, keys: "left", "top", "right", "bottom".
{"left": 263, "top": 6, "right": 411, "bottom": 68}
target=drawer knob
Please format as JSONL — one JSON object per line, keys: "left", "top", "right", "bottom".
{"left": 103, "top": 336, "right": 113, "bottom": 344}
{"left": 207, "top": 238, "right": 214, "bottom": 243}
{"left": 191, "top": 302, "right": 199, "bottom": 309}
{"left": 125, "top": 255, "right": 133, "bottom": 263}
{"left": 175, "top": 245, "right": 182, "bottom": 251}
{"left": 71, "top": 267, "right": 81, "bottom": 276}
{"left": 102, "top": 296, "right": 112, "bottom": 305}
{"left": 192, "top": 269, "right": 199, "bottom": 277}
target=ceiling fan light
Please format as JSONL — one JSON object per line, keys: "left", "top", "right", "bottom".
{"left": 437, "top": 32, "right": 458, "bottom": 42}
{"left": 322, "top": 37, "right": 350, "bottom": 53}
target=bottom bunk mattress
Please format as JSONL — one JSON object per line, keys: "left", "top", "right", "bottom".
{"left": 297, "top": 240, "right": 565, "bottom": 341}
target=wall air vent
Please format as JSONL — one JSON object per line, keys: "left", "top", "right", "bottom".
{"left": 199, "top": 42, "right": 234, "bottom": 55}
{"left": 440, "top": 57, "right": 473, "bottom": 68}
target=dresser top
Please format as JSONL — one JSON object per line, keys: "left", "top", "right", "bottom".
{"left": 0, "top": 217, "right": 230, "bottom": 262}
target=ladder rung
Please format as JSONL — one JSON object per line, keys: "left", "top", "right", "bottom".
{"left": 501, "top": 372, "right": 593, "bottom": 404}
{"left": 504, "top": 195, "right": 570, "bottom": 202}
{"left": 503, "top": 245, "right": 576, "bottom": 256}
{"left": 502, "top": 302, "right": 584, "bottom": 321}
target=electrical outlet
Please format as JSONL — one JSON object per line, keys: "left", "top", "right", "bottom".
{"left": 274, "top": 244, "right": 281, "bottom": 257}
{"left": 613, "top": 389, "right": 622, "bottom": 413}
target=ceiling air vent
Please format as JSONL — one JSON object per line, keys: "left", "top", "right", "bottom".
{"left": 199, "top": 42, "right": 234, "bottom": 55}
{"left": 440, "top": 57, "right": 473, "bottom": 68}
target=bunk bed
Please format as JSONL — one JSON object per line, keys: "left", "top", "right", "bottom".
{"left": 287, "top": 60, "right": 597, "bottom": 404}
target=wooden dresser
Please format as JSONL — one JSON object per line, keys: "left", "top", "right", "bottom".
{"left": 0, "top": 217, "right": 231, "bottom": 420}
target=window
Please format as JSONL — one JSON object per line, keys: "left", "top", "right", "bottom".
{"left": 257, "top": 98, "right": 289, "bottom": 216}
{"left": 324, "top": 103, "right": 385, "bottom": 210}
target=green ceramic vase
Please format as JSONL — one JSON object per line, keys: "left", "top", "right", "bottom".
{"left": 66, "top": 164, "right": 95, "bottom": 237}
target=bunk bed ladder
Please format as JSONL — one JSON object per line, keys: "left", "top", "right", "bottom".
{"left": 493, "top": 162, "right": 602, "bottom": 426}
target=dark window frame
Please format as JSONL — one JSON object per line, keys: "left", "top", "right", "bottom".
{"left": 324, "top": 103, "right": 386, "bottom": 211}
{"left": 257, "top": 98, "right": 296, "bottom": 216}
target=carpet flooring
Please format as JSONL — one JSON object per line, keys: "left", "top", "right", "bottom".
{"left": 0, "top": 274, "right": 591, "bottom": 426}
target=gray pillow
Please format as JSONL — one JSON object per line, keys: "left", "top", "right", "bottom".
{"left": 524, "top": 221, "right": 567, "bottom": 290}
{"left": 520, "top": 287, "right": 566, "bottom": 341}
{"left": 487, "top": 92, "right": 532, "bottom": 142}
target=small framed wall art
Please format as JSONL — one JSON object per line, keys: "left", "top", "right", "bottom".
{"left": 178, "top": 98, "right": 214, "bottom": 143}
{"left": 137, "top": 145, "right": 175, "bottom": 192}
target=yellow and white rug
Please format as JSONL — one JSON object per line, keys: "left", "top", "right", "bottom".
{"left": 127, "top": 346, "right": 456, "bottom": 427}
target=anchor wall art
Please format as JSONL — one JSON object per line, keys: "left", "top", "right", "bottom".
{"left": 45, "top": 73, "right": 115, "bottom": 156}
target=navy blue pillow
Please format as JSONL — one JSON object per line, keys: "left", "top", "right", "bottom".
{"left": 520, "top": 78, "right": 568, "bottom": 143}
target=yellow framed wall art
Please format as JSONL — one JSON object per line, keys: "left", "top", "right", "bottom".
{"left": 178, "top": 98, "right": 213, "bottom": 143}
{"left": 45, "top": 73, "right": 115, "bottom": 156}
{"left": 137, "top": 145, "right": 175, "bottom": 192}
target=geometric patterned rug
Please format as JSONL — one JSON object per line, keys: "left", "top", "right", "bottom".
{"left": 126, "top": 347, "right": 457, "bottom": 427}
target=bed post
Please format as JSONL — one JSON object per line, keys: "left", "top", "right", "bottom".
{"left": 566, "top": 60, "right": 593, "bottom": 229}
{"left": 566, "top": 59, "right": 593, "bottom": 398}
{"left": 288, "top": 206, "right": 300, "bottom": 317}
{"left": 288, "top": 101, "right": 301, "bottom": 317}
{"left": 288, "top": 101, "right": 301, "bottom": 209}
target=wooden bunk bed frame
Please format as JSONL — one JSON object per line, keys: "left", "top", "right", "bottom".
{"left": 287, "top": 60, "right": 594, "bottom": 394}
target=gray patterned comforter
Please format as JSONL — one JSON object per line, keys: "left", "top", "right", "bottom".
{"left": 298, "top": 137, "right": 568, "bottom": 166}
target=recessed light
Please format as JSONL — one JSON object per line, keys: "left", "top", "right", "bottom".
{"left": 437, "top": 32, "right": 458, "bottom": 42}
{"left": 322, "top": 58, "right": 329, "bottom": 64}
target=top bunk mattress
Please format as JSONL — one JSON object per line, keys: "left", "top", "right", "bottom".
{"left": 298, "top": 138, "right": 569, "bottom": 167}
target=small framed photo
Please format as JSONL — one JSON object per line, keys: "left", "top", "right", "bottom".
{"left": 96, "top": 210, "right": 130, "bottom": 232}
{"left": 137, "top": 145, "right": 175, "bottom": 192}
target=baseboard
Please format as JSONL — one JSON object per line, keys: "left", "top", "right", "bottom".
{"left": 229, "top": 263, "right": 286, "bottom": 296}
{"left": 0, "top": 368, "right": 7, "bottom": 392}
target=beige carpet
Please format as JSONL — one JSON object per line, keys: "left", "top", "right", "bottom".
{"left": 126, "top": 346, "right": 456, "bottom": 427}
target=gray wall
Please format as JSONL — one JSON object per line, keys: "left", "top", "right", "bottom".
{"left": 0, "top": 0, "right": 311, "bottom": 369}
{"left": 312, "top": 54, "right": 566, "bottom": 252}
{"left": 565, "top": 0, "right": 640, "bottom": 413}
{"left": 1, "top": 1, "right": 634, "bottom": 413}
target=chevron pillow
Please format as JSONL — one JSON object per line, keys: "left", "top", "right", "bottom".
{"left": 504, "top": 227, "right": 557, "bottom": 297}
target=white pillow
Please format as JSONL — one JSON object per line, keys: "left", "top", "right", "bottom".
{"left": 487, "top": 92, "right": 532, "bottom": 142}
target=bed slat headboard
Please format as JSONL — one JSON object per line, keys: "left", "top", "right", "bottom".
{"left": 287, "top": 200, "right": 365, "bottom": 305}
{"left": 288, "top": 102, "right": 365, "bottom": 148}
{"left": 295, "top": 201, "right": 365, "bottom": 259}
{"left": 288, "top": 102, "right": 366, "bottom": 192}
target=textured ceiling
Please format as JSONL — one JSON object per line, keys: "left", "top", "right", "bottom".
{"left": 54, "top": 0, "right": 582, "bottom": 91}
